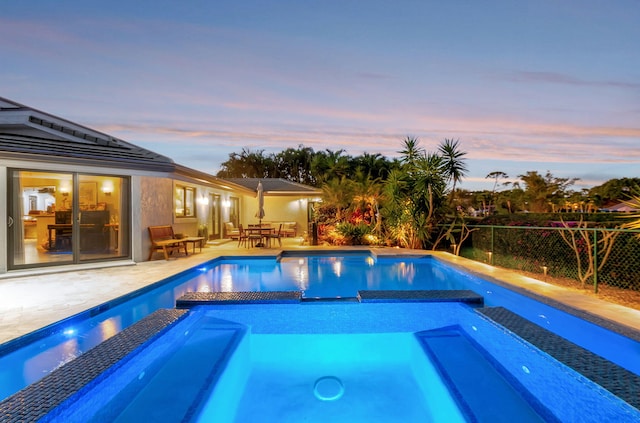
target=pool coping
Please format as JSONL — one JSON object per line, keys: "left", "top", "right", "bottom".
{"left": 477, "top": 306, "right": 640, "bottom": 411}
{"left": 176, "top": 291, "right": 302, "bottom": 307}
{"left": 175, "top": 289, "right": 485, "bottom": 308}
{"left": 358, "top": 289, "right": 484, "bottom": 304}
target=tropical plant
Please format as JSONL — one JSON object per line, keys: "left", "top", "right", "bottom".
{"left": 334, "top": 222, "right": 372, "bottom": 245}
{"left": 321, "top": 176, "right": 354, "bottom": 221}
{"left": 311, "top": 149, "right": 350, "bottom": 184}
{"left": 439, "top": 138, "right": 468, "bottom": 201}
{"left": 381, "top": 137, "right": 466, "bottom": 249}
{"left": 620, "top": 185, "right": 640, "bottom": 235}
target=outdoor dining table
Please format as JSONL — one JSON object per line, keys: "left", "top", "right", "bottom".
{"left": 246, "top": 225, "right": 274, "bottom": 247}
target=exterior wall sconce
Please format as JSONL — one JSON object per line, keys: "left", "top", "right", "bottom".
{"left": 222, "top": 200, "right": 231, "bottom": 208}
{"left": 102, "top": 181, "right": 114, "bottom": 196}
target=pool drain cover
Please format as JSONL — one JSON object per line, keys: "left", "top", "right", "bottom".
{"left": 314, "top": 376, "right": 344, "bottom": 401}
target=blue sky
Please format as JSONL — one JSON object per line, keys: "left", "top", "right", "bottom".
{"left": 1, "top": 1, "right": 638, "bottom": 191}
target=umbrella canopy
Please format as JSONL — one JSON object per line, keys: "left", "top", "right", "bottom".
{"left": 255, "top": 181, "right": 265, "bottom": 223}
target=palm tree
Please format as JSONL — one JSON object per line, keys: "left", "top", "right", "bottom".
{"left": 311, "top": 149, "right": 350, "bottom": 184}
{"left": 351, "top": 170, "right": 383, "bottom": 231}
{"left": 621, "top": 185, "right": 640, "bottom": 235}
{"left": 382, "top": 145, "right": 450, "bottom": 249}
{"left": 438, "top": 138, "right": 468, "bottom": 200}
{"left": 352, "top": 152, "right": 391, "bottom": 181}
{"left": 321, "top": 176, "right": 353, "bottom": 221}
{"left": 399, "top": 136, "right": 424, "bottom": 167}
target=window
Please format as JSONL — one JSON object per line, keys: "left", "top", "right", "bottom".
{"left": 175, "top": 185, "right": 196, "bottom": 217}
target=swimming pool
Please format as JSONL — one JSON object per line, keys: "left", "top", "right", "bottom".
{"left": 0, "top": 252, "right": 639, "bottom": 418}
{"left": 41, "top": 303, "right": 639, "bottom": 422}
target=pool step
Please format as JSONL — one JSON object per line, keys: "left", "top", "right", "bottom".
{"left": 477, "top": 306, "right": 640, "bottom": 410}
{"left": 415, "top": 326, "right": 554, "bottom": 423}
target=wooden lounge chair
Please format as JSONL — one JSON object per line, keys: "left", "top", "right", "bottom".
{"left": 148, "top": 225, "right": 187, "bottom": 260}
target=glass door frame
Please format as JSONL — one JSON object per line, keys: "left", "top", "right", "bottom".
{"left": 209, "top": 193, "right": 221, "bottom": 240}
{"left": 7, "top": 168, "right": 131, "bottom": 270}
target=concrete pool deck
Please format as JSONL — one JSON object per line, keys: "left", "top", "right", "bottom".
{"left": 1, "top": 237, "right": 639, "bottom": 346}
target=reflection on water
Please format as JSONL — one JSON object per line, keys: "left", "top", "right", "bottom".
{"left": 199, "top": 256, "right": 467, "bottom": 298}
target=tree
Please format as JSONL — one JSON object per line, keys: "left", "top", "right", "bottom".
{"left": 398, "top": 136, "right": 424, "bottom": 167}
{"left": 350, "top": 170, "right": 383, "bottom": 231}
{"left": 351, "top": 152, "right": 392, "bottom": 181}
{"left": 216, "top": 148, "right": 274, "bottom": 178}
{"left": 589, "top": 178, "right": 640, "bottom": 207}
{"left": 321, "top": 176, "right": 353, "bottom": 221}
{"left": 381, "top": 137, "right": 463, "bottom": 248}
{"left": 485, "top": 171, "right": 508, "bottom": 214}
{"left": 518, "top": 171, "right": 578, "bottom": 213}
{"left": 558, "top": 217, "right": 619, "bottom": 288}
{"left": 272, "top": 145, "right": 316, "bottom": 185}
{"left": 311, "top": 149, "right": 350, "bottom": 184}
{"left": 438, "top": 138, "right": 468, "bottom": 199}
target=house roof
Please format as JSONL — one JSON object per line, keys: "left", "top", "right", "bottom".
{"left": 224, "top": 178, "right": 322, "bottom": 196}
{"left": 0, "top": 97, "right": 322, "bottom": 195}
{"left": 0, "top": 97, "right": 174, "bottom": 171}
{"left": 600, "top": 201, "right": 640, "bottom": 213}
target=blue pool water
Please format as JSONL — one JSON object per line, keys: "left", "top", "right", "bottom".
{"left": 49, "top": 303, "right": 638, "bottom": 422}
{"left": 0, "top": 253, "right": 639, "bottom": 408}
{"left": 198, "top": 255, "right": 467, "bottom": 298}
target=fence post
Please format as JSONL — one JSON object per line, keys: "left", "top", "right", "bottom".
{"left": 490, "top": 226, "right": 495, "bottom": 265}
{"left": 593, "top": 229, "right": 598, "bottom": 294}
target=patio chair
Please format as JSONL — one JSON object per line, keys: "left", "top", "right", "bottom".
{"left": 237, "top": 224, "right": 261, "bottom": 248}
{"left": 237, "top": 224, "right": 249, "bottom": 247}
{"left": 267, "top": 223, "right": 283, "bottom": 247}
{"left": 224, "top": 222, "right": 240, "bottom": 240}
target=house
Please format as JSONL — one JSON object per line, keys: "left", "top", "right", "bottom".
{"left": 0, "top": 97, "right": 319, "bottom": 275}
{"left": 224, "top": 178, "right": 322, "bottom": 238}
{"left": 599, "top": 201, "right": 640, "bottom": 213}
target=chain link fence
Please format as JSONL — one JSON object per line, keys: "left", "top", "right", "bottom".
{"left": 458, "top": 225, "right": 640, "bottom": 293}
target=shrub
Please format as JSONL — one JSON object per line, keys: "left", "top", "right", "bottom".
{"left": 335, "top": 222, "right": 372, "bottom": 245}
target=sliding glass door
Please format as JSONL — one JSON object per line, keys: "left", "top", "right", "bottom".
{"left": 8, "top": 169, "right": 130, "bottom": 269}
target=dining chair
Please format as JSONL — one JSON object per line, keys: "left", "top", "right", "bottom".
{"left": 268, "top": 223, "right": 283, "bottom": 247}
{"left": 237, "top": 224, "right": 250, "bottom": 248}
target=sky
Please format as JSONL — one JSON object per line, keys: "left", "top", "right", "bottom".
{"left": 1, "top": 1, "right": 638, "bottom": 191}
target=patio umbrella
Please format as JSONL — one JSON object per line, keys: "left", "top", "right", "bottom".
{"left": 255, "top": 181, "right": 266, "bottom": 246}
{"left": 256, "top": 181, "right": 265, "bottom": 224}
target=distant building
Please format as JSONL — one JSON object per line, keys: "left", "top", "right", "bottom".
{"left": 599, "top": 201, "right": 640, "bottom": 213}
